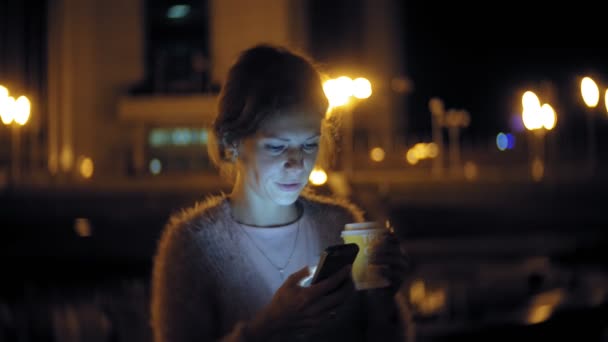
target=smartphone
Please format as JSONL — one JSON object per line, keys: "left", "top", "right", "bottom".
{"left": 310, "top": 243, "right": 359, "bottom": 285}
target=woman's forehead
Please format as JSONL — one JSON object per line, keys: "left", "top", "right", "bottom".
{"left": 258, "top": 110, "right": 322, "bottom": 136}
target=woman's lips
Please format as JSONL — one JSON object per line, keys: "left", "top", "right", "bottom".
{"left": 277, "top": 183, "right": 302, "bottom": 191}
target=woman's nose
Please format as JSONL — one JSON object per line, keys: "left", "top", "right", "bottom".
{"left": 284, "top": 147, "right": 304, "bottom": 169}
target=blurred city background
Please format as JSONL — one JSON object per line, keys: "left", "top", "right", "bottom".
{"left": 1, "top": 0, "right": 607, "bottom": 341}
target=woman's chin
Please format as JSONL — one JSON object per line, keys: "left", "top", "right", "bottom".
{"left": 271, "top": 191, "right": 302, "bottom": 206}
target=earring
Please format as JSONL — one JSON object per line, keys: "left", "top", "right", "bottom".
{"left": 227, "top": 145, "right": 238, "bottom": 163}
{"left": 230, "top": 149, "right": 238, "bottom": 162}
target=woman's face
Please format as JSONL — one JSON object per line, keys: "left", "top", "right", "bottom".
{"left": 235, "top": 109, "right": 322, "bottom": 206}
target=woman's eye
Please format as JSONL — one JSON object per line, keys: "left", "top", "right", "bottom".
{"left": 303, "top": 143, "right": 319, "bottom": 151}
{"left": 264, "top": 144, "right": 285, "bottom": 153}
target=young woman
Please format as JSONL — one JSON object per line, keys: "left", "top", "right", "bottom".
{"left": 151, "top": 44, "right": 412, "bottom": 341}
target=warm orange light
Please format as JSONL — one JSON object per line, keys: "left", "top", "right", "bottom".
{"left": 522, "top": 91, "right": 541, "bottom": 111}
{"left": 532, "top": 157, "right": 544, "bottom": 181}
{"left": 14, "top": 95, "right": 31, "bottom": 125}
{"left": 464, "top": 161, "right": 478, "bottom": 181}
{"left": 427, "top": 143, "right": 439, "bottom": 158}
{"left": 324, "top": 75, "right": 372, "bottom": 109}
{"left": 406, "top": 149, "right": 418, "bottom": 165}
{"left": 581, "top": 77, "right": 600, "bottom": 108}
{"left": 528, "top": 304, "right": 553, "bottom": 324}
{"left": 541, "top": 103, "right": 556, "bottom": 130}
{"left": 370, "top": 147, "right": 385, "bottom": 162}
{"left": 409, "top": 280, "right": 426, "bottom": 303}
{"left": 323, "top": 77, "right": 351, "bottom": 108}
{"left": 605, "top": 89, "right": 608, "bottom": 114}
{"left": 79, "top": 157, "right": 94, "bottom": 179}
{"left": 352, "top": 77, "right": 372, "bottom": 99}
{"left": 0, "top": 96, "right": 15, "bottom": 125}
{"left": 309, "top": 167, "right": 327, "bottom": 186}
{"left": 522, "top": 91, "right": 543, "bottom": 130}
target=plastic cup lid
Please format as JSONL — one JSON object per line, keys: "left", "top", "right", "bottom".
{"left": 341, "top": 228, "right": 385, "bottom": 236}
{"left": 344, "top": 221, "right": 380, "bottom": 230}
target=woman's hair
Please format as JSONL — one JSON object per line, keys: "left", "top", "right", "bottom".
{"left": 208, "top": 43, "right": 334, "bottom": 181}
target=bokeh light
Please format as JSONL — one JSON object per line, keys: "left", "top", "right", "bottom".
{"left": 79, "top": 157, "right": 94, "bottom": 179}
{"left": 506, "top": 133, "right": 516, "bottom": 149}
{"left": 464, "top": 161, "right": 478, "bottom": 181}
{"left": 167, "top": 4, "right": 190, "bottom": 19}
{"left": 541, "top": 103, "right": 556, "bottom": 130}
{"left": 309, "top": 167, "right": 327, "bottom": 186}
{"left": 581, "top": 77, "right": 599, "bottom": 108}
{"left": 150, "top": 158, "right": 162, "bottom": 175}
{"left": 522, "top": 91, "right": 541, "bottom": 112}
{"left": 74, "top": 218, "right": 93, "bottom": 237}
{"left": 496, "top": 133, "right": 508, "bottom": 151}
{"left": 14, "top": 95, "right": 31, "bottom": 125}
{"left": 0, "top": 96, "right": 15, "bottom": 125}
{"left": 427, "top": 143, "right": 439, "bottom": 158}
{"left": 352, "top": 77, "right": 372, "bottom": 99}
{"left": 406, "top": 149, "right": 419, "bottom": 165}
{"left": 370, "top": 147, "right": 385, "bottom": 162}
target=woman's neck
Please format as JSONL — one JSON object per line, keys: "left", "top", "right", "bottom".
{"left": 229, "top": 182, "right": 300, "bottom": 227}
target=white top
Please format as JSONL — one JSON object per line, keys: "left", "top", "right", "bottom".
{"left": 239, "top": 217, "right": 321, "bottom": 294}
{"left": 150, "top": 193, "right": 411, "bottom": 342}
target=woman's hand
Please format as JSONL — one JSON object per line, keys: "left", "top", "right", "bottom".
{"left": 246, "top": 265, "right": 355, "bottom": 339}
{"left": 370, "top": 230, "right": 409, "bottom": 295}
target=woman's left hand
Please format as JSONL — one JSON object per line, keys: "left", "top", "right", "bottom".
{"left": 369, "top": 229, "right": 409, "bottom": 295}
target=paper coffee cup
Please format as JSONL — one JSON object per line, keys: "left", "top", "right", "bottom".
{"left": 341, "top": 222, "right": 390, "bottom": 290}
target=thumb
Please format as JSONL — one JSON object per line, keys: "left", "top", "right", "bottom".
{"left": 286, "top": 266, "right": 311, "bottom": 285}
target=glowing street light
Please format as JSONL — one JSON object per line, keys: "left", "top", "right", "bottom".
{"left": 522, "top": 90, "right": 542, "bottom": 111}
{"left": 323, "top": 76, "right": 372, "bottom": 111}
{"left": 78, "top": 156, "right": 94, "bottom": 179}
{"left": 370, "top": 147, "right": 385, "bottom": 162}
{"left": 522, "top": 91, "right": 556, "bottom": 131}
{"left": 581, "top": 77, "right": 599, "bottom": 107}
{"left": 352, "top": 77, "right": 372, "bottom": 99}
{"left": 323, "top": 75, "right": 372, "bottom": 175}
{"left": 323, "top": 76, "right": 353, "bottom": 109}
{"left": 14, "top": 95, "right": 31, "bottom": 126}
{"left": 0, "top": 87, "right": 31, "bottom": 126}
{"left": 522, "top": 91, "right": 542, "bottom": 130}
{"left": 521, "top": 90, "right": 557, "bottom": 182}
{"left": 540, "top": 103, "right": 556, "bottom": 130}
{"left": 0, "top": 96, "right": 15, "bottom": 125}
{"left": 580, "top": 76, "right": 599, "bottom": 176}
{"left": 309, "top": 167, "right": 328, "bottom": 186}
{"left": 0, "top": 84, "right": 32, "bottom": 186}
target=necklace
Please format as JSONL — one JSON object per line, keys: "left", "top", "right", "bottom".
{"left": 236, "top": 216, "right": 301, "bottom": 280}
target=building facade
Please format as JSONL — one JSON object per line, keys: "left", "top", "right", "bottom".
{"left": 1, "top": 0, "right": 407, "bottom": 189}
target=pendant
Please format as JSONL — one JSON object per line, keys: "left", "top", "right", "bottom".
{"left": 279, "top": 269, "right": 284, "bottom": 279}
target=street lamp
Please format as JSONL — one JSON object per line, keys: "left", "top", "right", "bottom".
{"left": 580, "top": 76, "right": 599, "bottom": 176}
{"left": 428, "top": 97, "right": 470, "bottom": 178}
{"left": 428, "top": 97, "right": 445, "bottom": 177}
{"left": 444, "top": 109, "right": 470, "bottom": 177}
{"left": 323, "top": 76, "right": 372, "bottom": 176}
{"left": 605, "top": 89, "right": 608, "bottom": 115}
{"left": 521, "top": 91, "right": 556, "bottom": 181}
{"left": 0, "top": 84, "right": 31, "bottom": 186}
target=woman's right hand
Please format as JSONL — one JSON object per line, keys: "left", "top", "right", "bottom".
{"left": 246, "top": 265, "right": 355, "bottom": 339}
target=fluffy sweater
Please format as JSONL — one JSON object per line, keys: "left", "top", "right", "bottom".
{"left": 150, "top": 191, "right": 411, "bottom": 341}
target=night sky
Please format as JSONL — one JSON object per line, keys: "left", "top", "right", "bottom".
{"left": 401, "top": 0, "right": 608, "bottom": 142}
